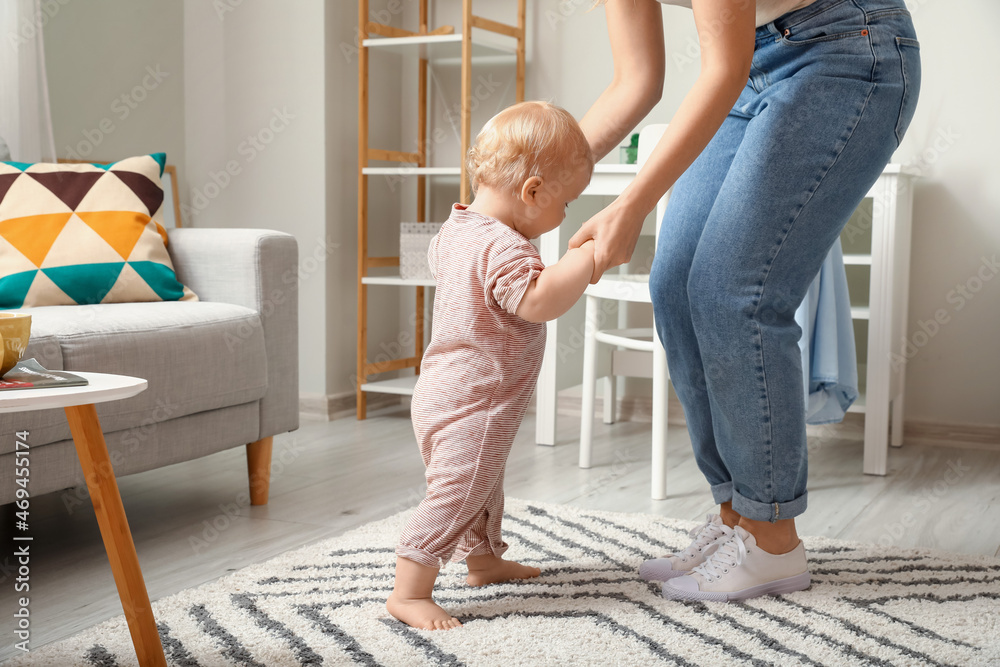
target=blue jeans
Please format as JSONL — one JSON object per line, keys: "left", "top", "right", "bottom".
{"left": 650, "top": 0, "right": 920, "bottom": 522}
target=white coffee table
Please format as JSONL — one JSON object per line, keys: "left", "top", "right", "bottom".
{"left": 1, "top": 372, "right": 166, "bottom": 666}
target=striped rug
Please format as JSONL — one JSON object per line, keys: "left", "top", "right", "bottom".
{"left": 10, "top": 498, "right": 1000, "bottom": 666}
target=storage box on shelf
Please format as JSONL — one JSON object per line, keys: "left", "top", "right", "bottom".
{"left": 400, "top": 222, "right": 444, "bottom": 280}
{"left": 356, "top": 0, "right": 526, "bottom": 417}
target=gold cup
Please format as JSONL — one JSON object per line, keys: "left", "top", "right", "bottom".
{"left": 0, "top": 312, "right": 32, "bottom": 376}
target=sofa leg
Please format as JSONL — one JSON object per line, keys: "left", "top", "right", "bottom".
{"left": 246, "top": 436, "right": 274, "bottom": 506}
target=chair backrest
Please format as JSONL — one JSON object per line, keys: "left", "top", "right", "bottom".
{"left": 637, "top": 124, "right": 670, "bottom": 240}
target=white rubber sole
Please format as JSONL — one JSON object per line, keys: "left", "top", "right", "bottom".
{"left": 661, "top": 571, "right": 812, "bottom": 602}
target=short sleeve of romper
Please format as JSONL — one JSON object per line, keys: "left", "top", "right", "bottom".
{"left": 483, "top": 239, "right": 545, "bottom": 316}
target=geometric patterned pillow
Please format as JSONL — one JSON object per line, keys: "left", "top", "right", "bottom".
{"left": 0, "top": 153, "right": 197, "bottom": 308}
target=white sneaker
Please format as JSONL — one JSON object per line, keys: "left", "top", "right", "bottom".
{"left": 639, "top": 514, "right": 734, "bottom": 581}
{"left": 661, "top": 526, "right": 811, "bottom": 601}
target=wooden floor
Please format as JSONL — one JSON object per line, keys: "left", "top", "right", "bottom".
{"left": 2, "top": 406, "right": 999, "bottom": 660}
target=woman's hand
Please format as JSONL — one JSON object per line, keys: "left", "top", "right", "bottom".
{"left": 568, "top": 198, "right": 646, "bottom": 283}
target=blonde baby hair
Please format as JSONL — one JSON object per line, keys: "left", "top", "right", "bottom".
{"left": 467, "top": 101, "right": 594, "bottom": 196}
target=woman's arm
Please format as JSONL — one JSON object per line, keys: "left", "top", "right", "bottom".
{"left": 571, "top": 0, "right": 756, "bottom": 280}
{"left": 515, "top": 241, "right": 596, "bottom": 323}
{"left": 579, "top": 0, "right": 666, "bottom": 162}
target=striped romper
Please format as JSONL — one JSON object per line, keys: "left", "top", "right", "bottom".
{"left": 396, "top": 204, "right": 546, "bottom": 569}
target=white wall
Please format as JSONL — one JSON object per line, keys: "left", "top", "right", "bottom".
{"left": 44, "top": 0, "right": 185, "bottom": 175}
{"left": 182, "top": 0, "right": 331, "bottom": 397}
{"left": 326, "top": 2, "right": 364, "bottom": 400}
{"left": 889, "top": 0, "right": 1000, "bottom": 425}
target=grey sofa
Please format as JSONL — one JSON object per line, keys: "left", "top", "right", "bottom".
{"left": 0, "top": 228, "right": 299, "bottom": 506}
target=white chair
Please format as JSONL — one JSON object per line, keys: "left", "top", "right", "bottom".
{"left": 579, "top": 124, "right": 671, "bottom": 500}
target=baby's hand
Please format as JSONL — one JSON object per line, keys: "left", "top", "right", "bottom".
{"left": 579, "top": 239, "right": 600, "bottom": 283}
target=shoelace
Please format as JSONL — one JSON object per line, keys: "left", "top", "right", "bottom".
{"left": 692, "top": 530, "right": 748, "bottom": 581}
{"left": 672, "top": 516, "right": 732, "bottom": 561}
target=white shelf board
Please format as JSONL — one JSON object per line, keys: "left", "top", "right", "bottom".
{"left": 362, "top": 33, "right": 515, "bottom": 62}
{"left": 360, "top": 164, "right": 644, "bottom": 194}
{"left": 879, "top": 163, "right": 921, "bottom": 177}
{"left": 847, "top": 392, "right": 866, "bottom": 414}
{"left": 362, "top": 167, "right": 461, "bottom": 176}
{"left": 851, "top": 306, "right": 870, "bottom": 320}
{"left": 593, "top": 164, "right": 641, "bottom": 174}
{"left": 361, "top": 375, "right": 418, "bottom": 396}
{"left": 361, "top": 163, "right": 637, "bottom": 183}
{"left": 583, "top": 164, "right": 641, "bottom": 197}
{"left": 843, "top": 254, "right": 872, "bottom": 265}
{"left": 362, "top": 275, "right": 436, "bottom": 287}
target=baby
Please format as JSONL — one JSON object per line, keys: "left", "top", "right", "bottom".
{"left": 386, "top": 101, "right": 597, "bottom": 631}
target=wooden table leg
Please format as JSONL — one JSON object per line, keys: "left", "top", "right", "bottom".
{"left": 64, "top": 404, "right": 167, "bottom": 667}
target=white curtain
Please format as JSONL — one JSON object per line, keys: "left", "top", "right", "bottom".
{"left": 0, "top": 0, "right": 56, "bottom": 162}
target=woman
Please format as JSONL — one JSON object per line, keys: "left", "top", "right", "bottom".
{"left": 570, "top": 0, "right": 920, "bottom": 601}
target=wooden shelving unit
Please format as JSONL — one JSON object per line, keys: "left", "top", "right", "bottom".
{"left": 356, "top": 0, "right": 526, "bottom": 418}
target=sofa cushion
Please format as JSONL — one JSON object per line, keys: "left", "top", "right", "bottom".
{"left": 0, "top": 301, "right": 267, "bottom": 455}
{"left": 0, "top": 154, "right": 197, "bottom": 308}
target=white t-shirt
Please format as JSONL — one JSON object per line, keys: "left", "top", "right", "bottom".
{"left": 656, "top": 0, "right": 818, "bottom": 28}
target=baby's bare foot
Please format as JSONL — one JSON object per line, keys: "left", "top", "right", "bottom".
{"left": 466, "top": 554, "right": 541, "bottom": 587}
{"left": 386, "top": 593, "right": 461, "bottom": 630}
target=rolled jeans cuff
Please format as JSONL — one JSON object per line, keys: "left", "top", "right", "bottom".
{"left": 710, "top": 481, "right": 734, "bottom": 506}
{"left": 709, "top": 483, "right": 808, "bottom": 522}
{"left": 734, "top": 489, "right": 809, "bottom": 523}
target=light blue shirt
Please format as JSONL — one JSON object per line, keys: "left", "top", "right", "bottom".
{"left": 796, "top": 238, "right": 859, "bottom": 425}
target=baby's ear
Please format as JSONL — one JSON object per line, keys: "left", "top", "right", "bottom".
{"left": 520, "top": 176, "right": 543, "bottom": 205}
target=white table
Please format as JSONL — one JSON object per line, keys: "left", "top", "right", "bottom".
{"left": 535, "top": 164, "right": 640, "bottom": 446}
{"left": 534, "top": 164, "right": 918, "bottom": 478}
{"left": 1, "top": 372, "right": 167, "bottom": 666}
